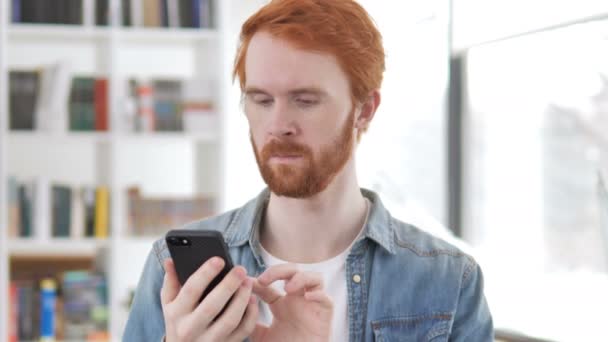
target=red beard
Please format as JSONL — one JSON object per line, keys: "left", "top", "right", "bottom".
{"left": 251, "top": 111, "right": 355, "bottom": 198}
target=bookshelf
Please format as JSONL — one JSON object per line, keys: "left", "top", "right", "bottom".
{"left": 0, "top": 0, "right": 262, "bottom": 340}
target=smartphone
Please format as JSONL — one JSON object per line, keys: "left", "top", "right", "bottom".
{"left": 165, "top": 229, "right": 234, "bottom": 302}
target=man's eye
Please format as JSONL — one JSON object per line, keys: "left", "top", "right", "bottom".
{"left": 296, "top": 98, "right": 318, "bottom": 106}
{"left": 251, "top": 96, "right": 273, "bottom": 106}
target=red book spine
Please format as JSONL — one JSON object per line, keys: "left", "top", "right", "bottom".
{"left": 94, "top": 78, "right": 109, "bottom": 131}
{"left": 8, "top": 282, "right": 17, "bottom": 342}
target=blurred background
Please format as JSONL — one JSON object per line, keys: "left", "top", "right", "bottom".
{"left": 0, "top": 0, "right": 607, "bottom": 341}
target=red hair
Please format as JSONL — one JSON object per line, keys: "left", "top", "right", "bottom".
{"left": 233, "top": 0, "right": 385, "bottom": 107}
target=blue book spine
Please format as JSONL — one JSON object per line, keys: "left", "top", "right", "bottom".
{"left": 12, "top": 0, "right": 20, "bottom": 23}
{"left": 40, "top": 279, "right": 57, "bottom": 341}
{"left": 192, "top": 0, "right": 201, "bottom": 28}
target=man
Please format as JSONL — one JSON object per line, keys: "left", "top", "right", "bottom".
{"left": 124, "top": 0, "right": 494, "bottom": 341}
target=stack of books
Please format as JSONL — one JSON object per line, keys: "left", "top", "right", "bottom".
{"left": 7, "top": 177, "right": 110, "bottom": 239}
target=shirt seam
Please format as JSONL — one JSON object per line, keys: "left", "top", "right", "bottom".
{"left": 461, "top": 257, "right": 477, "bottom": 283}
{"left": 394, "top": 238, "right": 468, "bottom": 258}
{"left": 225, "top": 207, "right": 242, "bottom": 244}
{"left": 153, "top": 239, "right": 166, "bottom": 271}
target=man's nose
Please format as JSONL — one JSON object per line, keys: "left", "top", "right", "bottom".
{"left": 267, "top": 101, "right": 297, "bottom": 138}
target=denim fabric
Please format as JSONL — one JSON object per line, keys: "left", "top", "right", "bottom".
{"left": 123, "top": 188, "right": 493, "bottom": 341}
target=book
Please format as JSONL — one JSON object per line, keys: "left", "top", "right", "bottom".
{"left": 39, "top": 278, "right": 57, "bottom": 341}
{"left": 143, "top": 0, "right": 161, "bottom": 27}
{"left": 62, "top": 271, "right": 108, "bottom": 340}
{"left": 8, "top": 282, "right": 17, "bottom": 342}
{"left": 160, "top": 0, "right": 168, "bottom": 27}
{"left": 135, "top": 81, "right": 155, "bottom": 131}
{"left": 200, "top": 0, "right": 213, "bottom": 28}
{"left": 71, "top": 186, "right": 85, "bottom": 239}
{"left": 51, "top": 184, "right": 72, "bottom": 238}
{"left": 128, "top": 187, "right": 215, "bottom": 236}
{"left": 67, "top": 0, "right": 84, "bottom": 25}
{"left": 33, "top": 65, "right": 54, "bottom": 131}
{"left": 17, "top": 281, "right": 38, "bottom": 340}
{"left": 9, "top": 70, "right": 39, "bottom": 130}
{"left": 8, "top": 176, "right": 21, "bottom": 238}
{"left": 18, "top": 183, "right": 34, "bottom": 237}
{"left": 167, "top": 0, "right": 180, "bottom": 27}
{"left": 130, "top": 0, "right": 143, "bottom": 27}
{"left": 182, "top": 79, "right": 217, "bottom": 133}
{"left": 96, "top": 0, "right": 109, "bottom": 26}
{"left": 179, "top": 0, "right": 192, "bottom": 28}
{"left": 14, "top": 0, "right": 82, "bottom": 24}
{"left": 153, "top": 79, "right": 182, "bottom": 131}
{"left": 94, "top": 78, "right": 109, "bottom": 131}
{"left": 83, "top": 187, "right": 96, "bottom": 238}
{"left": 69, "top": 76, "right": 97, "bottom": 131}
{"left": 94, "top": 186, "right": 110, "bottom": 238}
{"left": 11, "top": 0, "right": 20, "bottom": 23}
{"left": 113, "top": 77, "right": 137, "bottom": 132}
{"left": 192, "top": 0, "right": 201, "bottom": 28}
{"left": 122, "top": 0, "right": 132, "bottom": 26}
{"left": 10, "top": 271, "right": 109, "bottom": 341}
{"left": 35, "top": 61, "right": 72, "bottom": 133}
{"left": 83, "top": 0, "right": 95, "bottom": 26}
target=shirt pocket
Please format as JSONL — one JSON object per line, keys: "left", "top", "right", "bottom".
{"left": 371, "top": 312, "right": 452, "bottom": 342}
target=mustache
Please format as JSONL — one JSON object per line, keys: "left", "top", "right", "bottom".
{"left": 261, "top": 139, "right": 311, "bottom": 158}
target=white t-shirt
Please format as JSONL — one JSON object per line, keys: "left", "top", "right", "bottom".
{"left": 257, "top": 199, "right": 370, "bottom": 342}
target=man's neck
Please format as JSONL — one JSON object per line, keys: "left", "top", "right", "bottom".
{"left": 259, "top": 163, "right": 368, "bottom": 263}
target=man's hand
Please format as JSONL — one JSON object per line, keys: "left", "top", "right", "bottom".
{"left": 251, "top": 264, "right": 334, "bottom": 342}
{"left": 160, "top": 258, "right": 259, "bottom": 342}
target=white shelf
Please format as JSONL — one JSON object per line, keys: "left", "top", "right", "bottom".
{"left": 8, "top": 24, "right": 110, "bottom": 40}
{"left": 8, "top": 24, "right": 218, "bottom": 44}
{"left": 7, "top": 238, "right": 109, "bottom": 257}
{"left": 7, "top": 131, "right": 219, "bottom": 144}
{"left": 8, "top": 131, "right": 111, "bottom": 144}
{"left": 119, "top": 27, "right": 218, "bottom": 44}
{"left": 116, "top": 131, "right": 220, "bottom": 143}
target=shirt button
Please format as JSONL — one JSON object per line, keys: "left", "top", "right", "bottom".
{"left": 353, "top": 274, "right": 361, "bottom": 283}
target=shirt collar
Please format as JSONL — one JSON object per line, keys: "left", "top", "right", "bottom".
{"left": 224, "top": 187, "right": 396, "bottom": 258}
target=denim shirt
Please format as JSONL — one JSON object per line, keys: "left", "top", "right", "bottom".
{"left": 123, "top": 188, "right": 493, "bottom": 341}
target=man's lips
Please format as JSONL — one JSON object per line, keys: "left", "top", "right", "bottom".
{"left": 268, "top": 154, "right": 302, "bottom": 162}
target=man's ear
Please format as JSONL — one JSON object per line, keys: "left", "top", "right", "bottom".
{"left": 355, "top": 90, "right": 381, "bottom": 131}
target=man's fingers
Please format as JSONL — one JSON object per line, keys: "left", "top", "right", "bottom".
{"left": 227, "top": 295, "right": 259, "bottom": 342}
{"left": 304, "top": 289, "right": 334, "bottom": 310}
{"left": 161, "top": 258, "right": 180, "bottom": 305}
{"left": 250, "top": 323, "right": 270, "bottom": 342}
{"left": 192, "top": 266, "right": 247, "bottom": 326}
{"left": 252, "top": 278, "right": 282, "bottom": 304}
{"left": 257, "top": 263, "right": 299, "bottom": 285}
{"left": 206, "top": 276, "right": 253, "bottom": 337}
{"left": 173, "top": 257, "right": 226, "bottom": 312}
{"left": 284, "top": 271, "right": 323, "bottom": 294}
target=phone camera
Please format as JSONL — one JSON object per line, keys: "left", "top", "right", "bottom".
{"left": 168, "top": 236, "right": 191, "bottom": 246}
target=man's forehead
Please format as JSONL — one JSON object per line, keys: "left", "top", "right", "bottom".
{"left": 244, "top": 32, "right": 350, "bottom": 97}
